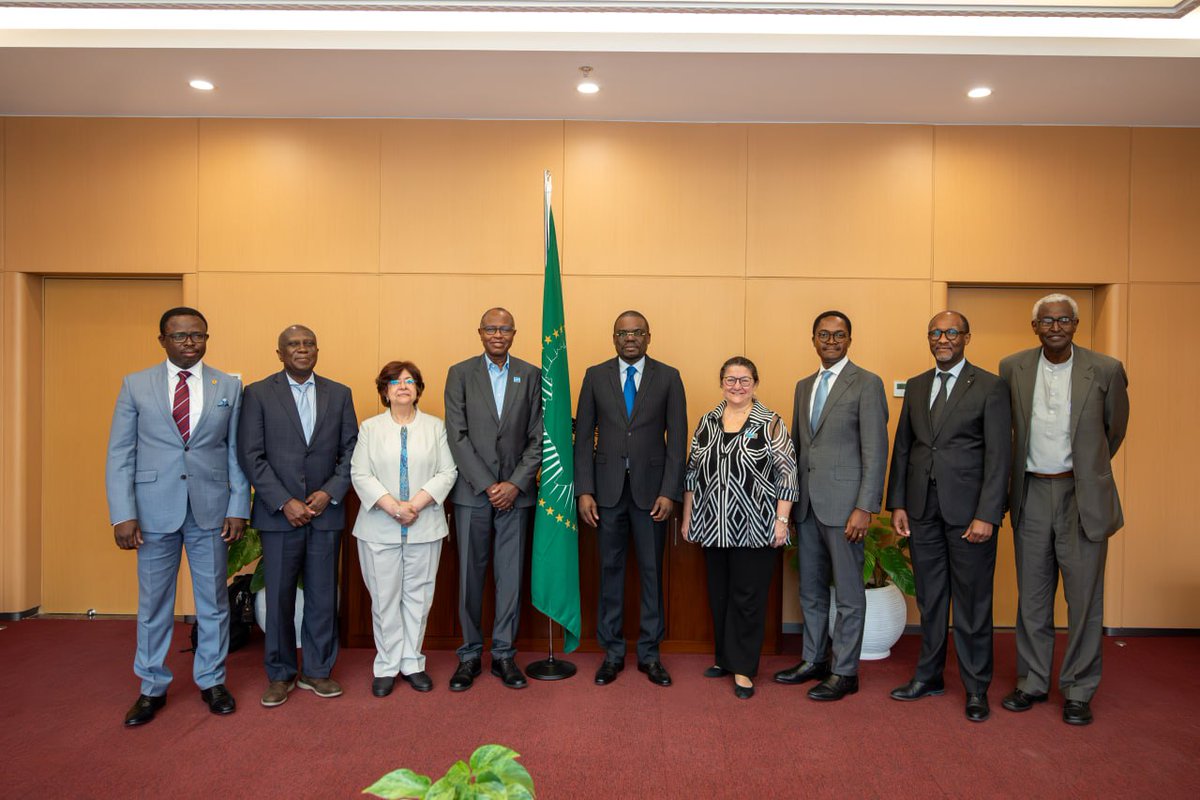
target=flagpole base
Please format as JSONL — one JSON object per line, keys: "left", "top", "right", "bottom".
{"left": 526, "top": 655, "right": 577, "bottom": 681}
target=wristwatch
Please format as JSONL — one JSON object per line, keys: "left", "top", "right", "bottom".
{"left": 775, "top": 515, "right": 790, "bottom": 525}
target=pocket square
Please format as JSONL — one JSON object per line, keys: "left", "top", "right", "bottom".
{"left": 217, "top": 398, "right": 231, "bottom": 407}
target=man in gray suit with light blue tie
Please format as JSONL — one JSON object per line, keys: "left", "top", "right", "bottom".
{"left": 106, "top": 307, "right": 250, "bottom": 727}
{"left": 443, "top": 308, "right": 543, "bottom": 691}
{"left": 775, "top": 310, "right": 889, "bottom": 701}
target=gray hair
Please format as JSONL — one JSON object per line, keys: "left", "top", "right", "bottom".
{"left": 1031, "top": 293, "right": 1079, "bottom": 321}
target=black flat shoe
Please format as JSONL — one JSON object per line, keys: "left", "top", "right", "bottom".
{"left": 704, "top": 665, "right": 730, "bottom": 678}
{"left": 491, "top": 658, "right": 528, "bottom": 689}
{"left": 449, "top": 659, "right": 481, "bottom": 692}
{"left": 1063, "top": 700, "right": 1093, "bottom": 726}
{"left": 199, "top": 684, "right": 236, "bottom": 715}
{"left": 1002, "top": 688, "right": 1049, "bottom": 712}
{"left": 372, "top": 676, "right": 396, "bottom": 697}
{"left": 401, "top": 671, "right": 433, "bottom": 692}
{"left": 966, "top": 693, "right": 990, "bottom": 722}
{"left": 733, "top": 682, "right": 755, "bottom": 700}
{"left": 594, "top": 660, "right": 624, "bottom": 685}
{"left": 123, "top": 694, "right": 166, "bottom": 727}
{"left": 774, "top": 660, "right": 830, "bottom": 685}
{"left": 890, "top": 678, "right": 946, "bottom": 702}
{"left": 638, "top": 660, "right": 672, "bottom": 687}
{"left": 808, "top": 674, "right": 859, "bottom": 701}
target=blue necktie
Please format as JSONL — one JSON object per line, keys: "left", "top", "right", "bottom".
{"left": 399, "top": 427, "right": 410, "bottom": 539}
{"left": 810, "top": 370, "right": 832, "bottom": 434}
{"left": 624, "top": 365, "right": 637, "bottom": 418}
{"left": 296, "top": 383, "right": 314, "bottom": 444}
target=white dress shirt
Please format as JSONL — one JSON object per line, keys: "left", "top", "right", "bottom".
{"left": 929, "top": 358, "right": 966, "bottom": 408}
{"left": 808, "top": 355, "right": 850, "bottom": 421}
{"left": 619, "top": 356, "right": 645, "bottom": 392}
{"left": 1026, "top": 348, "right": 1074, "bottom": 474}
{"left": 166, "top": 359, "right": 203, "bottom": 435}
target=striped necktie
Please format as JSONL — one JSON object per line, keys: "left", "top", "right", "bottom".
{"left": 173, "top": 371, "right": 191, "bottom": 443}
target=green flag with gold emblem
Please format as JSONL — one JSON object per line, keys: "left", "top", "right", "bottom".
{"left": 530, "top": 205, "right": 581, "bottom": 653}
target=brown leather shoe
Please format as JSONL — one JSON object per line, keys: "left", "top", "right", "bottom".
{"left": 261, "top": 678, "right": 296, "bottom": 707}
{"left": 298, "top": 674, "right": 343, "bottom": 698}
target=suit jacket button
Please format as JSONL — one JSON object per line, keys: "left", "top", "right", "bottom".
{"left": 184, "top": 446, "right": 189, "bottom": 451}
{"left": 180, "top": 474, "right": 187, "bottom": 480}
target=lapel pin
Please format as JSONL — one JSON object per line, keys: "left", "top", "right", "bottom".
{"left": 513, "top": 376, "right": 521, "bottom": 383}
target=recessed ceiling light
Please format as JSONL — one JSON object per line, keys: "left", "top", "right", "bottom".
{"left": 189, "top": 79, "right": 215, "bottom": 92}
{"left": 967, "top": 87, "right": 993, "bottom": 99}
{"left": 576, "top": 66, "right": 599, "bottom": 95}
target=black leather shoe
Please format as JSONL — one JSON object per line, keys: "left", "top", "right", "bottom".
{"left": 889, "top": 677, "right": 946, "bottom": 702}
{"left": 401, "top": 671, "right": 434, "bottom": 692}
{"left": 594, "top": 660, "right": 624, "bottom": 685}
{"left": 449, "top": 659, "right": 481, "bottom": 692}
{"left": 1063, "top": 700, "right": 1093, "bottom": 726}
{"left": 123, "top": 694, "right": 166, "bottom": 727}
{"left": 704, "top": 665, "right": 730, "bottom": 678}
{"left": 808, "top": 674, "right": 859, "bottom": 701}
{"left": 733, "top": 682, "right": 755, "bottom": 700}
{"left": 638, "top": 660, "right": 672, "bottom": 687}
{"left": 491, "top": 658, "right": 528, "bottom": 689}
{"left": 966, "top": 693, "right": 990, "bottom": 722}
{"left": 199, "top": 684, "right": 236, "bottom": 715}
{"left": 372, "top": 676, "right": 396, "bottom": 697}
{"left": 1002, "top": 688, "right": 1049, "bottom": 712}
{"left": 774, "top": 660, "right": 830, "bottom": 685}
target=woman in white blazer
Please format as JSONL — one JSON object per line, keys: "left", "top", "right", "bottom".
{"left": 351, "top": 360, "right": 457, "bottom": 697}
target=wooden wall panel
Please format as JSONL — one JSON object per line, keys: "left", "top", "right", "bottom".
{"left": 4, "top": 118, "right": 197, "bottom": 273}
{"left": 1122, "top": 283, "right": 1200, "bottom": 627}
{"left": 564, "top": 122, "right": 747, "bottom": 277}
{"left": 196, "top": 273, "right": 384, "bottom": 424}
{"left": 747, "top": 277, "right": 932, "bottom": 625}
{"left": 1130, "top": 128, "right": 1200, "bottom": 283}
{"left": 377, "top": 274, "right": 544, "bottom": 419}
{"left": 198, "top": 120, "right": 380, "bottom": 273}
{"left": 41, "top": 279, "right": 180, "bottom": 614}
{"left": 933, "top": 127, "right": 1130, "bottom": 285}
{"left": 947, "top": 286, "right": 1094, "bottom": 627}
{"left": 381, "top": 121, "right": 564, "bottom": 275}
{"left": 748, "top": 125, "right": 933, "bottom": 279}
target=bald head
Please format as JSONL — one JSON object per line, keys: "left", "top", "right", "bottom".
{"left": 276, "top": 325, "right": 319, "bottom": 380}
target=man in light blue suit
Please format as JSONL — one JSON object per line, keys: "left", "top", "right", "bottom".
{"left": 106, "top": 307, "right": 251, "bottom": 727}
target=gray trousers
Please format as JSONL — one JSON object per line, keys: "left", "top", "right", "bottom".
{"left": 798, "top": 514, "right": 866, "bottom": 676}
{"left": 455, "top": 504, "right": 528, "bottom": 662}
{"left": 1014, "top": 476, "right": 1108, "bottom": 702}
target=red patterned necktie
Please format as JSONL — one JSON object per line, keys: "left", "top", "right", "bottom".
{"left": 173, "top": 370, "right": 192, "bottom": 443}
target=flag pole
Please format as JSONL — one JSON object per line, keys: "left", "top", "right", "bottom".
{"left": 527, "top": 169, "right": 577, "bottom": 681}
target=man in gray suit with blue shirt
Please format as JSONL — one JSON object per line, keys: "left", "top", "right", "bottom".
{"left": 444, "top": 308, "right": 543, "bottom": 691}
{"left": 106, "top": 307, "right": 250, "bottom": 727}
{"left": 238, "top": 325, "right": 359, "bottom": 708}
{"left": 775, "top": 310, "right": 889, "bottom": 701}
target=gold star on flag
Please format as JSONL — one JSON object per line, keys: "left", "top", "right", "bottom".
{"left": 556, "top": 514, "right": 564, "bottom": 523}
{"left": 544, "top": 335, "right": 551, "bottom": 344}
{"left": 539, "top": 498, "right": 546, "bottom": 507}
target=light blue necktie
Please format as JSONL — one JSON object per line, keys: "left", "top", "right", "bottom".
{"left": 810, "top": 369, "right": 832, "bottom": 434}
{"left": 624, "top": 364, "right": 637, "bottom": 418}
{"left": 296, "top": 383, "right": 315, "bottom": 444}
{"left": 399, "top": 427, "right": 410, "bottom": 539}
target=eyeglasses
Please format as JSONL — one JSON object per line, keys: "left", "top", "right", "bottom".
{"left": 615, "top": 329, "right": 648, "bottom": 339}
{"left": 388, "top": 378, "right": 416, "bottom": 386}
{"left": 722, "top": 376, "right": 755, "bottom": 388}
{"left": 480, "top": 326, "right": 515, "bottom": 336}
{"left": 163, "top": 332, "right": 209, "bottom": 343}
{"left": 927, "top": 328, "right": 967, "bottom": 342}
{"left": 1036, "top": 316, "right": 1076, "bottom": 330}
{"left": 814, "top": 331, "right": 848, "bottom": 343}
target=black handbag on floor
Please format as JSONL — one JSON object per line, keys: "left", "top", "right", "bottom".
{"left": 184, "top": 573, "right": 256, "bottom": 653}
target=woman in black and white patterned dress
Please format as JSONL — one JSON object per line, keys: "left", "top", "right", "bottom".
{"left": 681, "top": 356, "right": 799, "bottom": 699}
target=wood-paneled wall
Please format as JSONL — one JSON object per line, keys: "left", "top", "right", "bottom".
{"left": 2, "top": 118, "right": 1198, "bottom": 630}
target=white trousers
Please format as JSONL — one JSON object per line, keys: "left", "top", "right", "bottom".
{"left": 357, "top": 537, "right": 442, "bottom": 677}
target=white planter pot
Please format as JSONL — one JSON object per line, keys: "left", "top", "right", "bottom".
{"left": 254, "top": 587, "right": 305, "bottom": 647}
{"left": 828, "top": 582, "right": 908, "bottom": 661}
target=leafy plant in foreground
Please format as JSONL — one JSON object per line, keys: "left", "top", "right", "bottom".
{"left": 364, "top": 744, "right": 534, "bottom": 800}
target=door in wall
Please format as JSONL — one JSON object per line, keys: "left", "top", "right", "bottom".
{"left": 41, "top": 278, "right": 182, "bottom": 614}
{"left": 945, "top": 286, "right": 1094, "bottom": 628}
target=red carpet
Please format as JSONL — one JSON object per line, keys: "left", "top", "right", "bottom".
{"left": 2, "top": 619, "right": 1199, "bottom": 798}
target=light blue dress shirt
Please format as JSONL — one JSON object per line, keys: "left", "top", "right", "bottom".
{"left": 486, "top": 353, "right": 510, "bottom": 417}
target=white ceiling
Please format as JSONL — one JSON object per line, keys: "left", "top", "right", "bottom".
{"left": 1, "top": 7, "right": 1199, "bottom": 124}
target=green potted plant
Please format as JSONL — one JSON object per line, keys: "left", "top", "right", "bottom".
{"left": 364, "top": 744, "right": 534, "bottom": 799}
{"left": 788, "top": 513, "right": 915, "bottom": 659}
{"left": 225, "top": 516, "right": 306, "bottom": 639}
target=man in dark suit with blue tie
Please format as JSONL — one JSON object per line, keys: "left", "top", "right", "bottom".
{"left": 237, "top": 325, "right": 359, "bottom": 708}
{"left": 576, "top": 310, "right": 687, "bottom": 688}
